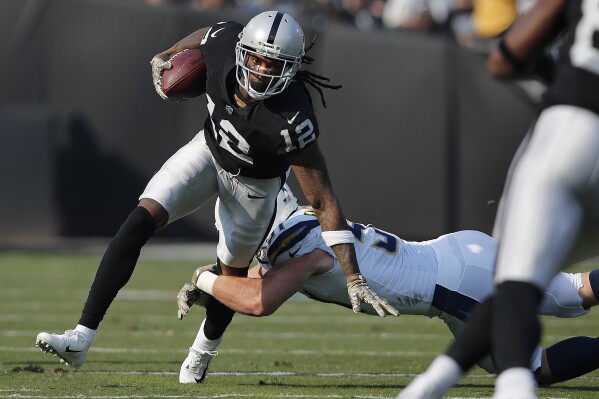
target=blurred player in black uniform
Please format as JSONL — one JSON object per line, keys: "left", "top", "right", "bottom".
{"left": 397, "top": 1, "right": 599, "bottom": 398}
{"left": 35, "top": 11, "right": 397, "bottom": 373}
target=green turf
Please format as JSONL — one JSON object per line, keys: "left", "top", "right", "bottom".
{"left": 1, "top": 252, "right": 598, "bottom": 398}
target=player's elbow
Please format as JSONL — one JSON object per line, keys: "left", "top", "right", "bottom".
{"left": 306, "top": 195, "right": 324, "bottom": 213}
{"left": 245, "top": 297, "right": 278, "bottom": 317}
{"left": 308, "top": 195, "right": 338, "bottom": 218}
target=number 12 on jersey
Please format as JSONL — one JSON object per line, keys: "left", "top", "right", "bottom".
{"left": 281, "top": 119, "right": 316, "bottom": 152}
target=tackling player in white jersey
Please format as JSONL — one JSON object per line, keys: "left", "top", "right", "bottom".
{"left": 176, "top": 186, "right": 599, "bottom": 386}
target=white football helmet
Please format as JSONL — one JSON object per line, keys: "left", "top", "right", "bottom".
{"left": 235, "top": 11, "right": 305, "bottom": 100}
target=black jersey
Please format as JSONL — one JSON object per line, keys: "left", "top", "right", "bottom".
{"left": 543, "top": 0, "right": 599, "bottom": 115}
{"left": 199, "top": 21, "right": 320, "bottom": 179}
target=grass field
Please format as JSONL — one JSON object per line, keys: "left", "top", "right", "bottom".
{"left": 1, "top": 250, "right": 599, "bottom": 399}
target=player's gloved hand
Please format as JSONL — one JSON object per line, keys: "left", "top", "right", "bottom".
{"left": 176, "top": 282, "right": 207, "bottom": 320}
{"left": 347, "top": 274, "right": 400, "bottom": 317}
{"left": 150, "top": 55, "right": 173, "bottom": 100}
{"left": 176, "top": 263, "right": 222, "bottom": 320}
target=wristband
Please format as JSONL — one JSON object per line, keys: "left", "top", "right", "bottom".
{"left": 321, "top": 230, "right": 354, "bottom": 246}
{"left": 195, "top": 271, "right": 218, "bottom": 295}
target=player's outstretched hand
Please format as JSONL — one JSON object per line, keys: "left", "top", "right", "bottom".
{"left": 176, "top": 263, "right": 221, "bottom": 320}
{"left": 176, "top": 282, "right": 205, "bottom": 320}
{"left": 347, "top": 274, "right": 399, "bottom": 317}
{"left": 150, "top": 55, "right": 173, "bottom": 100}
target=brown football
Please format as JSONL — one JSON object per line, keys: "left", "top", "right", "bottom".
{"left": 160, "top": 49, "right": 207, "bottom": 100}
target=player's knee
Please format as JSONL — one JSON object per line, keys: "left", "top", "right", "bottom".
{"left": 110, "top": 206, "right": 156, "bottom": 256}
{"left": 138, "top": 198, "right": 168, "bottom": 228}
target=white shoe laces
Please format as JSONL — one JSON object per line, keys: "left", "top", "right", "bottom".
{"left": 187, "top": 348, "right": 217, "bottom": 371}
{"left": 64, "top": 329, "right": 85, "bottom": 341}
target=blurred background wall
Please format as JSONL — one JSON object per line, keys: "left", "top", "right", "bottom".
{"left": 0, "top": 0, "right": 537, "bottom": 243}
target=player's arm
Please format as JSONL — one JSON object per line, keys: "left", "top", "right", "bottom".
{"left": 178, "top": 250, "right": 331, "bottom": 318}
{"left": 153, "top": 27, "right": 210, "bottom": 61}
{"left": 210, "top": 250, "right": 333, "bottom": 316}
{"left": 287, "top": 142, "right": 356, "bottom": 275}
{"left": 486, "top": 0, "right": 566, "bottom": 79}
{"left": 287, "top": 142, "right": 399, "bottom": 317}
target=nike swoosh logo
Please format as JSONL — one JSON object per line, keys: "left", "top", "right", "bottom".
{"left": 210, "top": 28, "right": 224, "bottom": 38}
{"left": 194, "top": 367, "right": 209, "bottom": 383}
{"left": 289, "top": 247, "right": 301, "bottom": 257}
{"left": 287, "top": 111, "right": 300, "bottom": 124}
{"left": 65, "top": 345, "right": 82, "bottom": 353}
{"left": 248, "top": 193, "right": 267, "bottom": 199}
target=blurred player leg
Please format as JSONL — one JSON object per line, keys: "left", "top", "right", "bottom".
{"left": 492, "top": 105, "right": 599, "bottom": 398}
{"left": 539, "top": 336, "right": 599, "bottom": 385}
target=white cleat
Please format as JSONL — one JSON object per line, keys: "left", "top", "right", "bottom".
{"left": 35, "top": 330, "right": 90, "bottom": 368}
{"left": 179, "top": 348, "right": 217, "bottom": 383}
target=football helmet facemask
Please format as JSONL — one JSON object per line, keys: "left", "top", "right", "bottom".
{"left": 235, "top": 11, "right": 305, "bottom": 100}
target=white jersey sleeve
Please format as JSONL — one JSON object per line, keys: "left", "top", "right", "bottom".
{"left": 256, "top": 208, "right": 440, "bottom": 315}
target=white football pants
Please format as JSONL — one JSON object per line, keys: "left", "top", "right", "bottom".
{"left": 493, "top": 105, "right": 599, "bottom": 289}
{"left": 140, "top": 130, "right": 284, "bottom": 268}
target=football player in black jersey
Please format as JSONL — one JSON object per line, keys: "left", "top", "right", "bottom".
{"left": 397, "top": 1, "right": 599, "bottom": 399}
{"left": 34, "top": 11, "right": 398, "bottom": 372}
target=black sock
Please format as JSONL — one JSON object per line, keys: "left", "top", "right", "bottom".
{"left": 493, "top": 281, "right": 543, "bottom": 373}
{"left": 542, "top": 336, "right": 599, "bottom": 385}
{"left": 447, "top": 296, "right": 494, "bottom": 372}
{"left": 204, "top": 298, "right": 235, "bottom": 340}
{"left": 79, "top": 207, "right": 155, "bottom": 329}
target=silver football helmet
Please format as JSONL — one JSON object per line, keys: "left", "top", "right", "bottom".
{"left": 235, "top": 11, "right": 305, "bottom": 100}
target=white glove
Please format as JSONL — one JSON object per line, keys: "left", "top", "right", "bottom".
{"left": 150, "top": 56, "right": 173, "bottom": 100}
{"left": 347, "top": 274, "right": 399, "bottom": 317}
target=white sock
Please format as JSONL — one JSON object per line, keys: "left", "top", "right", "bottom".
{"left": 398, "top": 355, "right": 463, "bottom": 399}
{"left": 75, "top": 324, "right": 97, "bottom": 343}
{"left": 422, "top": 354, "right": 463, "bottom": 390}
{"left": 495, "top": 367, "right": 537, "bottom": 396}
{"left": 192, "top": 319, "right": 222, "bottom": 352}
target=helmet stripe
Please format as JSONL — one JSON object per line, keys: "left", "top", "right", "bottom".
{"left": 267, "top": 12, "right": 284, "bottom": 44}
